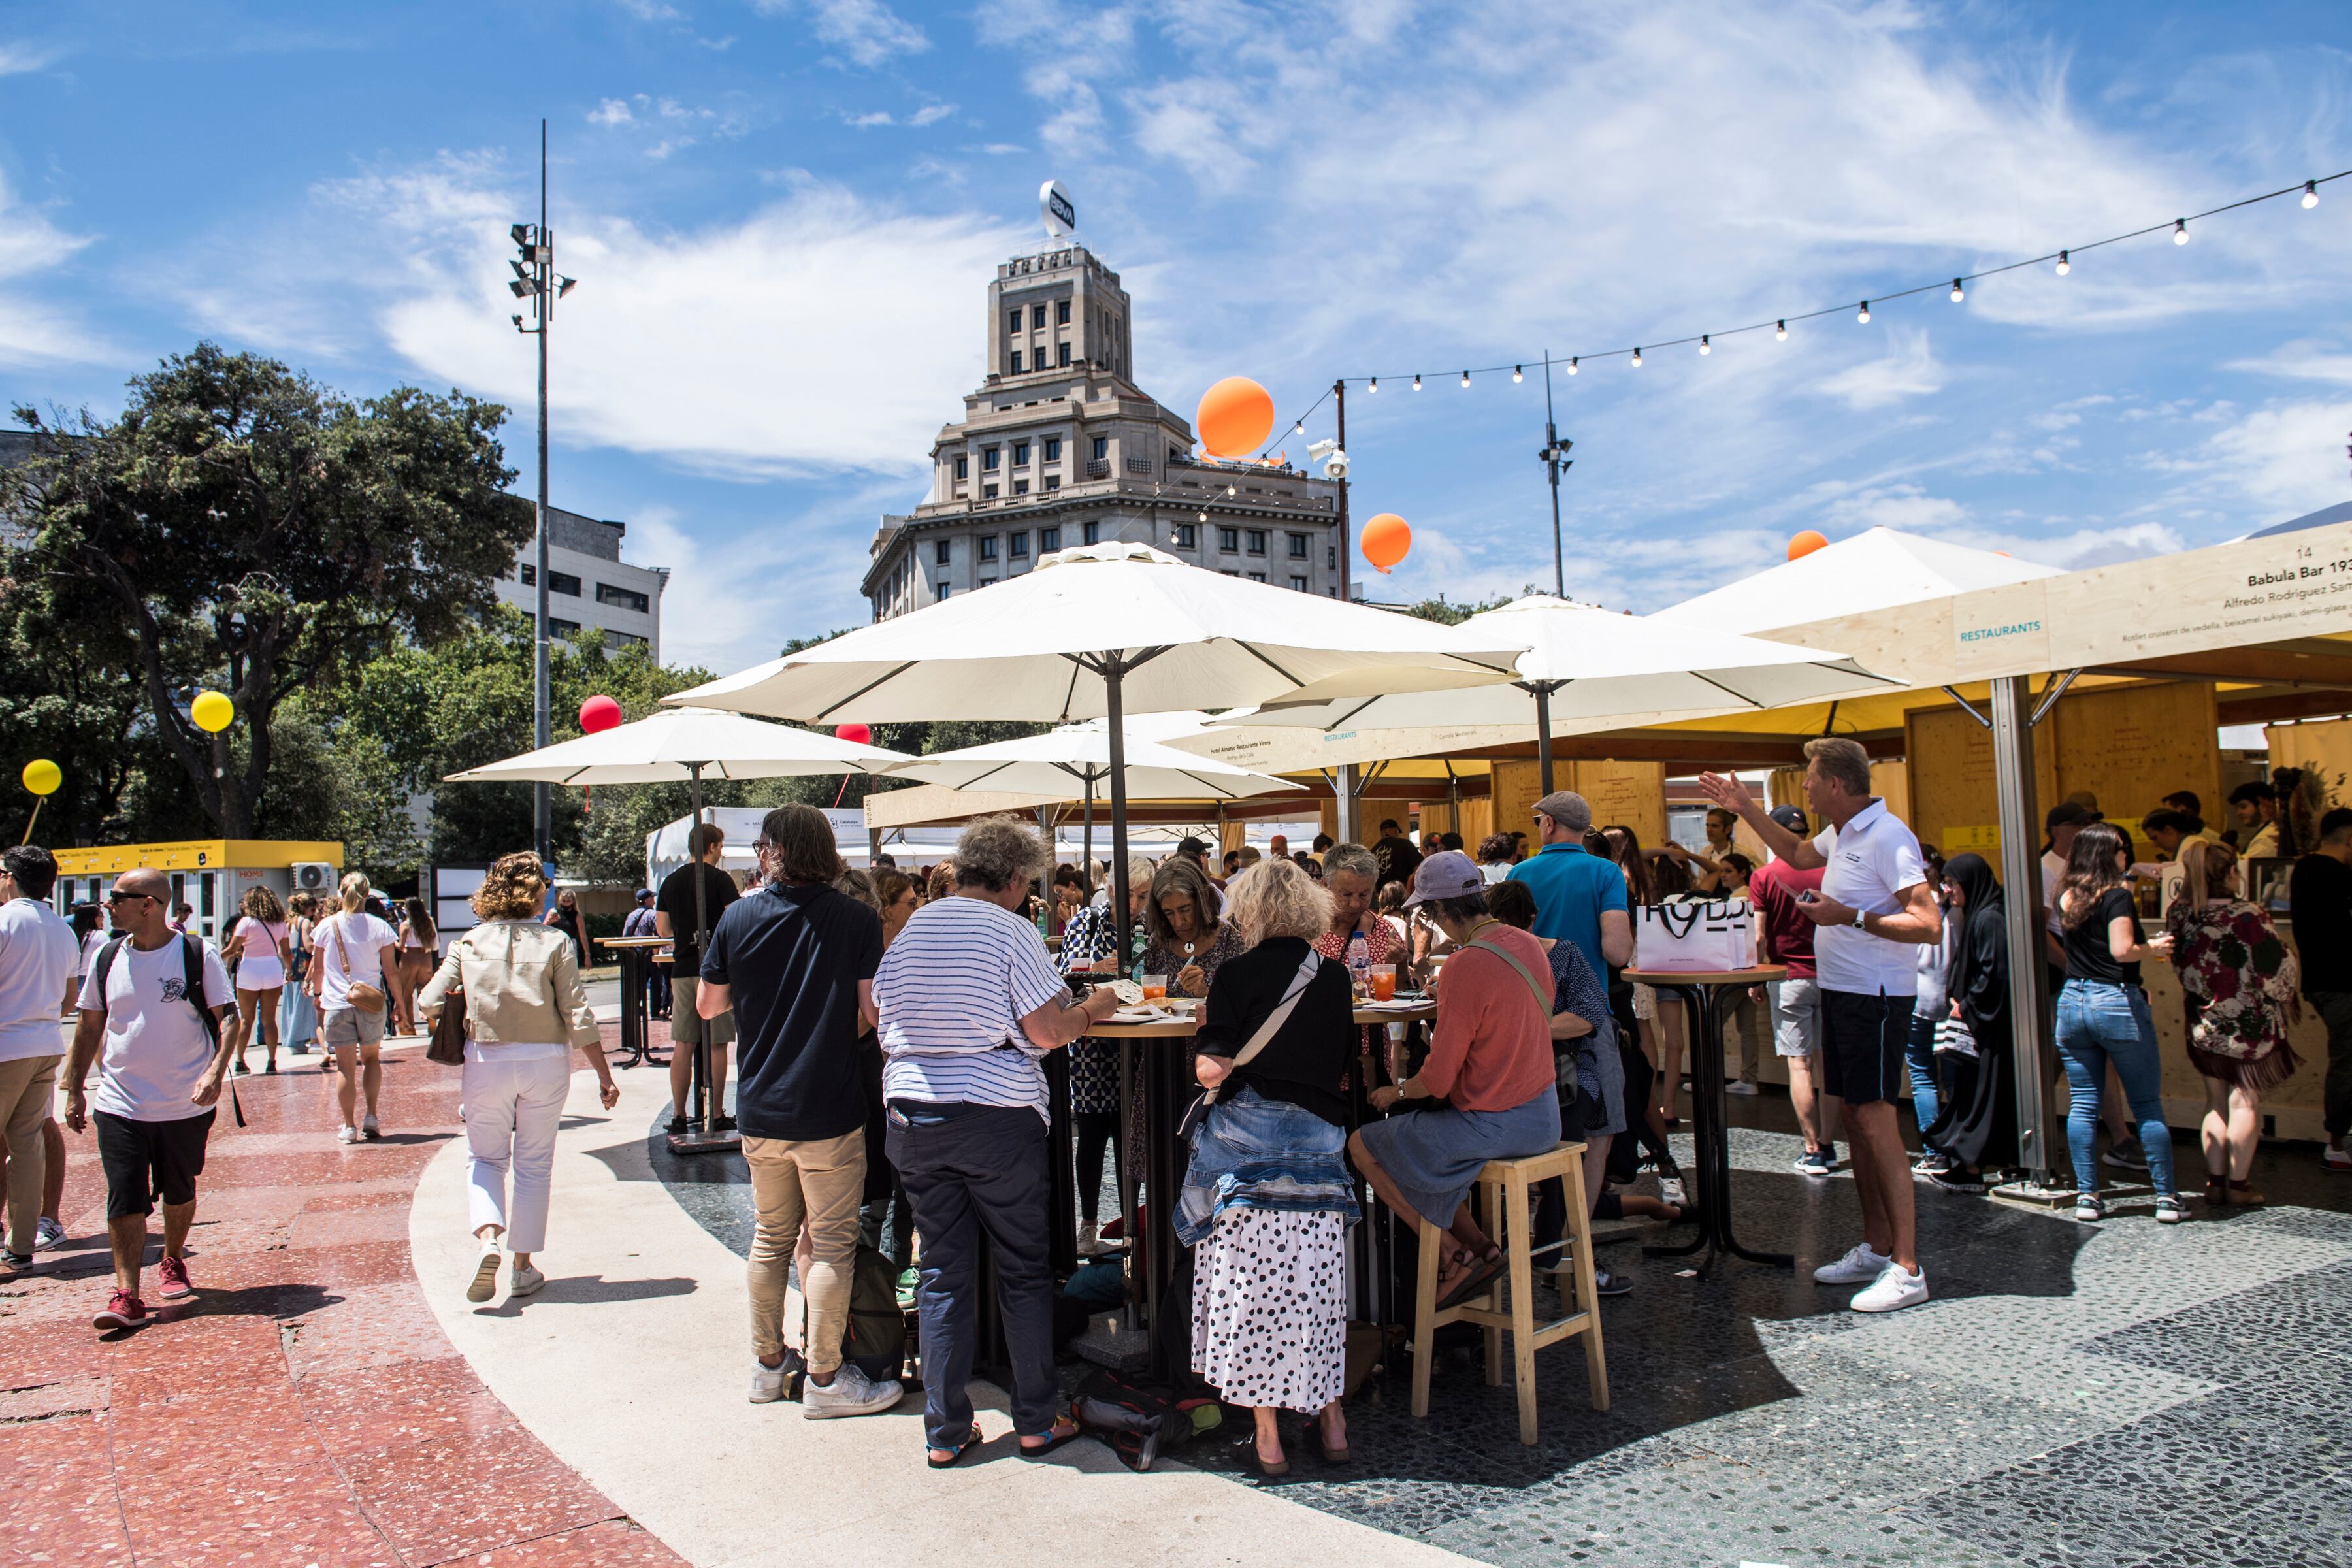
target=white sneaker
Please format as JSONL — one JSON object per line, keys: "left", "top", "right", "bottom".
{"left": 2323, "top": 1144, "right": 2351, "bottom": 1172}
{"left": 1656, "top": 1175, "right": 1688, "bottom": 1208}
{"left": 508, "top": 1263, "right": 545, "bottom": 1296}
{"left": 361, "top": 1113, "right": 381, "bottom": 1141}
{"left": 802, "top": 1362, "right": 904, "bottom": 1420}
{"left": 1075, "top": 1220, "right": 1103, "bottom": 1256}
{"left": 338, "top": 1124, "right": 361, "bottom": 1145}
{"left": 1725, "top": 1077, "right": 1759, "bottom": 1097}
{"left": 749, "top": 1360, "right": 789, "bottom": 1403}
{"left": 1850, "top": 1262, "right": 1929, "bottom": 1313}
{"left": 1812, "top": 1241, "right": 1893, "bottom": 1285}
{"left": 466, "top": 1247, "right": 501, "bottom": 1303}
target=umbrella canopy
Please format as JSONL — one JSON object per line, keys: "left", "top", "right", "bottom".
{"left": 881, "top": 716, "right": 1294, "bottom": 802}
{"left": 1652, "top": 526, "right": 2061, "bottom": 635}
{"left": 664, "top": 542, "right": 1526, "bottom": 723}
{"left": 442, "top": 706, "right": 911, "bottom": 786}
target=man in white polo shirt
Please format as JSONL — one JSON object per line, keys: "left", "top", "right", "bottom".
{"left": 1701, "top": 737, "right": 1942, "bottom": 1313}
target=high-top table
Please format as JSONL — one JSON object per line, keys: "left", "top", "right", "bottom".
{"left": 1622, "top": 965, "right": 1791, "bottom": 1274}
{"left": 595, "top": 936, "right": 672, "bottom": 1070}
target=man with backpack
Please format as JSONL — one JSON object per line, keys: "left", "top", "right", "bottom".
{"left": 696, "top": 805, "right": 900, "bottom": 1419}
{"left": 62, "top": 868, "right": 242, "bottom": 1331}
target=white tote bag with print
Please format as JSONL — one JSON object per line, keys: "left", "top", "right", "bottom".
{"left": 1635, "top": 896, "right": 1757, "bottom": 973}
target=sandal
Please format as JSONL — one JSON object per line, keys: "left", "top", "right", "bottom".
{"left": 1251, "top": 1441, "right": 1290, "bottom": 1477}
{"left": 1438, "top": 1246, "right": 1506, "bottom": 1310}
{"left": 1019, "top": 1416, "right": 1083, "bottom": 1460}
{"left": 926, "top": 1429, "right": 983, "bottom": 1469}
{"left": 1308, "top": 1424, "right": 1351, "bottom": 1464}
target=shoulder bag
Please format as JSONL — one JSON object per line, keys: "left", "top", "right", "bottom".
{"left": 426, "top": 934, "right": 468, "bottom": 1066}
{"left": 1177, "top": 949, "right": 1322, "bottom": 1144}
{"left": 332, "top": 915, "right": 387, "bottom": 1015}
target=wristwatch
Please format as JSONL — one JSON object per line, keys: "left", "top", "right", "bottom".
{"left": 1852, "top": 907, "right": 1869, "bottom": 930}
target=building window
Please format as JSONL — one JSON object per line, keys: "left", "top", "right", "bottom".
{"left": 1013, "top": 478, "right": 1030, "bottom": 495}
{"left": 1082, "top": 520, "right": 1100, "bottom": 545}
{"left": 1245, "top": 530, "right": 1266, "bottom": 556}
{"left": 1041, "top": 475, "right": 1059, "bottom": 491}
{"left": 596, "top": 582, "right": 651, "bottom": 613}
{"left": 983, "top": 483, "right": 998, "bottom": 500}
{"left": 1007, "top": 310, "right": 1021, "bottom": 336}
{"left": 1044, "top": 436, "right": 1061, "bottom": 462}
{"left": 1222, "top": 569, "right": 1239, "bottom": 577}
{"left": 517, "top": 564, "right": 532, "bottom": 585}
{"left": 547, "top": 570, "right": 582, "bottom": 596}
{"left": 1056, "top": 300, "right": 1071, "bottom": 325}
{"left": 1057, "top": 342, "right": 1071, "bottom": 367}
{"left": 981, "top": 578, "right": 996, "bottom": 589}
{"left": 1168, "top": 444, "right": 1183, "bottom": 466}
{"left": 937, "top": 582, "right": 951, "bottom": 600}
{"left": 549, "top": 617, "right": 582, "bottom": 638}
{"left": 955, "top": 455, "right": 969, "bottom": 479}
{"left": 1032, "top": 304, "right": 1049, "bottom": 329}
{"left": 1327, "top": 545, "right": 1336, "bottom": 568}
{"left": 1009, "top": 350, "right": 1023, "bottom": 373}
{"left": 1090, "top": 436, "right": 1109, "bottom": 462}
{"left": 1013, "top": 440, "right": 1030, "bottom": 466}
{"left": 1287, "top": 532, "right": 1309, "bottom": 559}
{"left": 1290, "top": 575, "right": 1307, "bottom": 592}
{"left": 1247, "top": 572, "right": 1266, "bottom": 583}
{"left": 1173, "top": 522, "right": 1197, "bottom": 548}
{"left": 1040, "top": 525, "right": 1061, "bottom": 551}
{"left": 609, "top": 629, "right": 648, "bottom": 647}
{"left": 1218, "top": 526, "right": 1239, "bottom": 552}
{"left": 1009, "top": 531, "right": 1030, "bottom": 559}
{"left": 983, "top": 446, "right": 1000, "bottom": 470}
{"left": 933, "top": 540, "right": 951, "bottom": 567}
{"left": 978, "top": 535, "right": 999, "bottom": 562}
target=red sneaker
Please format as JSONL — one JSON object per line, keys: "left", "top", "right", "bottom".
{"left": 94, "top": 1290, "right": 146, "bottom": 1330}
{"left": 157, "top": 1254, "right": 193, "bottom": 1300}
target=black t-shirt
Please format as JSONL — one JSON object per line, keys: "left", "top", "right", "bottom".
{"left": 701, "top": 882, "right": 885, "bottom": 1142}
{"left": 1193, "top": 936, "right": 1355, "bottom": 1126}
{"left": 2061, "top": 886, "right": 2141, "bottom": 986}
{"left": 2289, "top": 851, "right": 2352, "bottom": 996}
{"left": 657, "top": 861, "right": 740, "bottom": 973}
{"left": 1373, "top": 834, "right": 1424, "bottom": 888}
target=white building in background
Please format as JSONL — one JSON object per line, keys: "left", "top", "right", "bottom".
{"left": 493, "top": 505, "right": 669, "bottom": 659}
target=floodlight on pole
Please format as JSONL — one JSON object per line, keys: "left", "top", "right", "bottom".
{"left": 507, "top": 118, "right": 575, "bottom": 867}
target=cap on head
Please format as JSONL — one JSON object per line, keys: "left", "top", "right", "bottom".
{"left": 1767, "top": 804, "right": 1808, "bottom": 834}
{"left": 1533, "top": 791, "right": 1592, "bottom": 834}
{"left": 635, "top": 887, "right": 654, "bottom": 901}
{"left": 2046, "top": 801, "right": 2093, "bottom": 830}
{"left": 1402, "top": 849, "right": 1485, "bottom": 907}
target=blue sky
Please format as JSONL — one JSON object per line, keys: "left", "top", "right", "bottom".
{"left": 3, "top": 1, "right": 2349, "bottom": 678}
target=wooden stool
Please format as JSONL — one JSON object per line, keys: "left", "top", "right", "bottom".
{"left": 1409, "top": 1140, "right": 1608, "bottom": 1445}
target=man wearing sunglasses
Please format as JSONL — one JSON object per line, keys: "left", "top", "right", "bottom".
{"left": 63, "top": 868, "right": 242, "bottom": 1331}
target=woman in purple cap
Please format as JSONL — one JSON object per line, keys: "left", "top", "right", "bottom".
{"left": 1348, "top": 850, "right": 1561, "bottom": 1308}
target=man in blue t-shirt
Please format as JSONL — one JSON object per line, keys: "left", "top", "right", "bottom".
{"left": 1506, "top": 791, "right": 1632, "bottom": 978}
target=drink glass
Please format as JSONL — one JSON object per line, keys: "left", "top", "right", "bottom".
{"left": 1369, "top": 964, "right": 1397, "bottom": 1001}
{"left": 1140, "top": 974, "right": 1168, "bottom": 1002}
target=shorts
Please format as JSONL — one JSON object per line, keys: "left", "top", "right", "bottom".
{"left": 323, "top": 1006, "right": 387, "bottom": 1049}
{"left": 1769, "top": 977, "right": 1823, "bottom": 1058}
{"left": 236, "top": 955, "right": 286, "bottom": 991}
{"left": 670, "top": 977, "right": 736, "bottom": 1049}
{"left": 1820, "top": 988, "right": 1912, "bottom": 1107}
{"left": 95, "top": 1109, "right": 216, "bottom": 1218}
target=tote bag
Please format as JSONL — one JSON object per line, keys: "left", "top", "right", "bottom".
{"left": 1634, "top": 896, "right": 1757, "bottom": 973}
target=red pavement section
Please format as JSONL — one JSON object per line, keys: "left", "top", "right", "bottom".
{"left": 1, "top": 1026, "right": 689, "bottom": 1568}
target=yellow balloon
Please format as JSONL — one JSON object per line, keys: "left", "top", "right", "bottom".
{"left": 191, "top": 690, "right": 235, "bottom": 732}
{"left": 22, "top": 760, "right": 61, "bottom": 796}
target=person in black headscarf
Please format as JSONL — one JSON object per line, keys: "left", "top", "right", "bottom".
{"left": 1921, "top": 853, "right": 2020, "bottom": 1188}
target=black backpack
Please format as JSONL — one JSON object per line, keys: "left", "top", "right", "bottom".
{"left": 90, "top": 934, "right": 242, "bottom": 1128}
{"left": 772, "top": 1241, "right": 910, "bottom": 1399}
{"left": 1071, "top": 1369, "right": 1192, "bottom": 1473}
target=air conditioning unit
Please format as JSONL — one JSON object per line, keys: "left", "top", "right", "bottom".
{"left": 290, "top": 862, "right": 338, "bottom": 894}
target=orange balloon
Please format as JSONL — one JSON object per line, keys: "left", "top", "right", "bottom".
{"left": 1195, "top": 376, "right": 1275, "bottom": 458}
{"left": 1361, "top": 513, "right": 1411, "bottom": 574}
{"left": 1787, "top": 530, "right": 1829, "bottom": 561}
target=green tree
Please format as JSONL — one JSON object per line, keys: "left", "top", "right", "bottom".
{"left": 5, "top": 344, "right": 532, "bottom": 839}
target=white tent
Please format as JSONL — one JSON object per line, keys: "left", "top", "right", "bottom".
{"left": 1652, "top": 526, "right": 2061, "bottom": 634}
{"left": 878, "top": 716, "right": 1294, "bottom": 801}
{"left": 442, "top": 706, "right": 910, "bottom": 786}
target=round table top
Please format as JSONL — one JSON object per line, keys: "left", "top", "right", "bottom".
{"left": 1088, "top": 997, "right": 1439, "bottom": 1037}
{"left": 1355, "top": 1000, "right": 1437, "bottom": 1024}
{"left": 596, "top": 936, "right": 672, "bottom": 949}
{"left": 1622, "top": 965, "right": 1789, "bottom": 987}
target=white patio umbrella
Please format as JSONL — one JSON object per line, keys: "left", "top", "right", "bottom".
{"left": 1224, "top": 594, "right": 1899, "bottom": 792}
{"left": 877, "top": 714, "right": 1296, "bottom": 890}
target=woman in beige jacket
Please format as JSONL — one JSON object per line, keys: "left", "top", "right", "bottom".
{"left": 420, "top": 853, "right": 619, "bottom": 1303}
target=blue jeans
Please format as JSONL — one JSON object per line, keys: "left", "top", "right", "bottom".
{"left": 1906, "top": 1012, "right": 1941, "bottom": 1146}
{"left": 2053, "top": 979, "right": 2175, "bottom": 1198}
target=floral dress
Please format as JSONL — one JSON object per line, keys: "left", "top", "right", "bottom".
{"left": 2166, "top": 897, "right": 2303, "bottom": 1092}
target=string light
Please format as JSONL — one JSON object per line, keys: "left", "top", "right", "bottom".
{"left": 1412, "top": 373, "right": 1422, "bottom": 390}
{"left": 1699, "top": 334, "right": 1711, "bottom": 355}
{"left": 1294, "top": 419, "right": 1305, "bottom": 433}
{"left": 1857, "top": 300, "right": 1870, "bottom": 323}
{"left": 1775, "top": 319, "right": 1788, "bottom": 340}
{"left": 2305, "top": 180, "right": 2321, "bottom": 209}
{"left": 2174, "top": 218, "right": 2189, "bottom": 244}
{"left": 1567, "top": 357, "right": 1578, "bottom": 374}
{"left": 1950, "top": 278, "right": 1964, "bottom": 302}
{"left": 1460, "top": 370, "right": 1471, "bottom": 388}
{"left": 1369, "top": 377, "right": 1377, "bottom": 392}
{"left": 1630, "top": 347, "right": 1643, "bottom": 367}
{"left": 2055, "top": 249, "right": 2070, "bottom": 275}
{"left": 1512, "top": 365, "right": 1523, "bottom": 382}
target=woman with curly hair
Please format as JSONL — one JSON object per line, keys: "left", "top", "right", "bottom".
{"left": 419, "top": 853, "right": 618, "bottom": 1303}
{"left": 2168, "top": 838, "right": 2301, "bottom": 1208}
{"left": 223, "top": 887, "right": 291, "bottom": 1075}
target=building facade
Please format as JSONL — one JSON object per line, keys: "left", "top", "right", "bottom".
{"left": 862, "top": 244, "right": 1343, "bottom": 619}
{"left": 493, "top": 505, "right": 669, "bottom": 659}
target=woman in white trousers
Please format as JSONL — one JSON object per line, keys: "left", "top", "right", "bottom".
{"left": 419, "top": 853, "right": 619, "bottom": 1303}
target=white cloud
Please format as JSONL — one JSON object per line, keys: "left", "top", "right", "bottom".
{"left": 0, "top": 41, "right": 61, "bottom": 74}
{"left": 0, "top": 172, "right": 101, "bottom": 366}
{"left": 629, "top": 491, "right": 896, "bottom": 672}
{"left": 845, "top": 109, "right": 895, "bottom": 127}
{"left": 755, "top": 0, "right": 928, "bottom": 67}
{"left": 610, "top": 0, "right": 681, "bottom": 19}
{"left": 908, "top": 103, "right": 955, "bottom": 127}
{"left": 588, "top": 98, "right": 635, "bottom": 126}
{"left": 2228, "top": 339, "right": 2352, "bottom": 386}
{"left": 1814, "top": 328, "right": 1946, "bottom": 411}
{"left": 2194, "top": 399, "right": 2352, "bottom": 521}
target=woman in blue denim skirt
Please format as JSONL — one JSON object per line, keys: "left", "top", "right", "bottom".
{"left": 1179, "top": 857, "right": 1360, "bottom": 1477}
{"left": 2053, "top": 823, "right": 2186, "bottom": 1224}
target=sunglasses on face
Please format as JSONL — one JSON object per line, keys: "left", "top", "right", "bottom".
{"left": 106, "top": 891, "right": 154, "bottom": 906}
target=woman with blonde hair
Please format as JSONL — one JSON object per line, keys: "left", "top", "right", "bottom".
{"left": 225, "top": 886, "right": 291, "bottom": 1075}
{"left": 308, "top": 872, "right": 403, "bottom": 1144}
{"left": 1180, "top": 857, "right": 1359, "bottom": 1474}
{"left": 420, "top": 853, "right": 617, "bottom": 1303}
{"left": 2168, "top": 837, "right": 2300, "bottom": 1208}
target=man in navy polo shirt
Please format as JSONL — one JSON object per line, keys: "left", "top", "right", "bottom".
{"left": 1701, "top": 738, "right": 1942, "bottom": 1314}
{"left": 1505, "top": 791, "right": 1632, "bottom": 978}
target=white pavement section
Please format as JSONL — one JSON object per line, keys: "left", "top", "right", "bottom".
{"left": 410, "top": 1062, "right": 1468, "bottom": 1568}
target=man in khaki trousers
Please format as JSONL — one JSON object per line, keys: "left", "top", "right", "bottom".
{"left": 696, "top": 806, "right": 901, "bottom": 1420}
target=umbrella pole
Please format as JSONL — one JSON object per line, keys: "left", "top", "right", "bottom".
{"left": 1532, "top": 681, "right": 1557, "bottom": 798}
{"left": 689, "top": 763, "right": 710, "bottom": 1130}
{"left": 1082, "top": 773, "right": 1095, "bottom": 901}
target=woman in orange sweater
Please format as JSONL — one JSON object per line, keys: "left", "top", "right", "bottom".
{"left": 1349, "top": 851, "right": 1561, "bottom": 1309}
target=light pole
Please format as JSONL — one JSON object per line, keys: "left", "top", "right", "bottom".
{"left": 1539, "top": 351, "right": 1572, "bottom": 600}
{"left": 508, "top": 120, "right": 575, "bottom": 865}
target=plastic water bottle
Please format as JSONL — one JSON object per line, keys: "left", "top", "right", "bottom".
{"left": 1347, "top": 932, "right": 1371, "bottom": 997}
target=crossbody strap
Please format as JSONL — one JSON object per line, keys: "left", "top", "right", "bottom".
{"left": 1460, "top": 936, "right": 1554, "bottom": 1015}
{"left": 1204, "top": 950, "right": 1322, "bottom": 1106}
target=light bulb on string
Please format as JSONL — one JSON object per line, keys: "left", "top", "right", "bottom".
{"left": 1460, "top": 370, "right": 1470, "bottom": 388}
{"left": 1368, "top": 377, "right": 1377, "bottom": 393}
{"left": 1567, "top": 357, "right": 1578, "bottom": 374}
{"left": 1699, "top": 335, "right": 1711, "bottom": 355}
{"left": 1775, "top": 319, "right": 1788, "bottom": 341}
{"left": 1294, "top": 420, "right": 1305, "bottom": 434}
{"left": 1196, "top": 510, "right": 1207, "bottom": 523}
{"left": 1857, "top": 300, "right": 1870, "bottom": 323}
{"left": 2174, "top": 218, "right": 2189, "bottom": 244}
{"left": 2055, "top": 249, "right": 2070, "bottom": 275}
{"left": 2304, "top": 180, "right": 2320, "bottom": 209}
{"left": 1512, "top": 365, "right": 1523, "bottom": 382}
{"left": 1412, "top": 373, "right": 1422, "bottom": 391}
{"left": 1630, "top": 347, "right": 1643, "bottom": 367}
{"left": 1950, "top": 278, "right": 1964, "bottom": 302}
